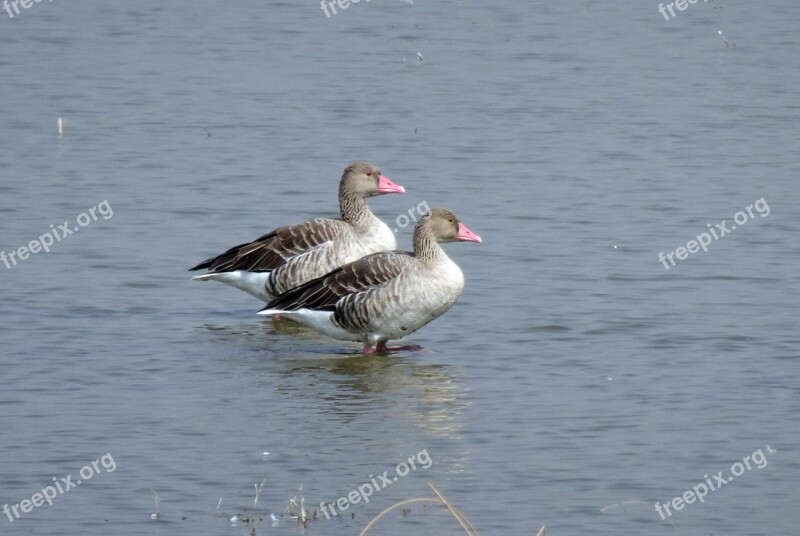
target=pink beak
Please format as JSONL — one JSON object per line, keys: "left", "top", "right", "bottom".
{"left": 456, "top": 222, "right": 482, "bottom": 243}
{"left": 377, "top": 175, "right": 405, "bottom": 194}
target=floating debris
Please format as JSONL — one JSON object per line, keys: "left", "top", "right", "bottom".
{"left": 718, "top": 29, "right": 730, "bottom": 48}
{"left": 282, "top": 485, "right": 309, "bottom": 526}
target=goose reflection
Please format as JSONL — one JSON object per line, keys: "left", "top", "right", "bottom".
{"left": 199, "top": 320, "right": 465, "bottom": 437}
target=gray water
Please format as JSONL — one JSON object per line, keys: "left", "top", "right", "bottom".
{"left": 1, "top": 1, "right": 798, "bottom": 535}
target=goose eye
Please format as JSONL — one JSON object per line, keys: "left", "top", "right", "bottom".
{"left": 366, "top": 172, "right": 372, "bottom": 176}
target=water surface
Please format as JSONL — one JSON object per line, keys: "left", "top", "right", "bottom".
{"left": 1, "top": 1, "right": 798, "bottom": 535}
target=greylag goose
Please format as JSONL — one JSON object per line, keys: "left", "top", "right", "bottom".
{"left": 190, "top": 162, "right": 405, "bottom": 301}
{"left": 258, "top": 208, "right": 481, "bottom": 355}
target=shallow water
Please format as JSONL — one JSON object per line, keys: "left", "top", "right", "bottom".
{"left": 1, "top": 1, "right": 798, "bottom": 535}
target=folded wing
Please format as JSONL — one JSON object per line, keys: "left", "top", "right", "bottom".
{"left": 190, "top": 218, "right": 348, "bottom": 272}
{"left": 264, "top": 251, "right": 415, "bottom": 311}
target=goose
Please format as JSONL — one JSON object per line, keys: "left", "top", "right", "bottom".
{"left": 190, "top": 162, "right": 405, "bottom": 302}
{"left": 258, "top": 208, "right": 481, "bottom": 355}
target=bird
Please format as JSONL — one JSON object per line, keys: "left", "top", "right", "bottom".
{"left": 190, "top": 162, "right": 405, "bottom": 302}
{"left": 258, "top": 207, "right": 481, "bottom": 355}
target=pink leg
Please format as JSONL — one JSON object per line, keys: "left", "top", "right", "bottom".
{"left": 362, "top": 343, "right": 376, "bottom": 356}
{"left": 272, "top": 314, "right": 281, "bottom": 321}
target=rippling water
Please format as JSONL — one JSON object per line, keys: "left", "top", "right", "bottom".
{"left": 1, "top": 1, "right": 798, "bottom": 535}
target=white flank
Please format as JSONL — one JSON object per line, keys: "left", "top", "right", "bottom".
{"left": 192, "top": 271, "right": 272, "bottom": 301}
{"left": 257, "top": 309, "right": 360, "bottom": 342}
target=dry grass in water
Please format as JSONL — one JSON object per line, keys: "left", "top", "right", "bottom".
{"left": 155, "top": 480, "right": 549, "bottom": 534}
{"left": 359, "top": 482, "right": 545, "bottom": 536}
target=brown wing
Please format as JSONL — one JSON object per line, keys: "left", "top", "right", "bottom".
{"left": 190, "top": 218, "right": 348, "bottom": 272}
{"left": 263, "top": 251, "right": 415, "bottom": 311}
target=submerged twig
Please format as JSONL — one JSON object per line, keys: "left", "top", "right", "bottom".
{"left": 600, "top": 499, "right": 676, "bottom": 528}
{"left": 254, "top": 479, "right": 266, "bottom": 509}
{"left": 149, "top": 489, "right": 161, "bottom": 520}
